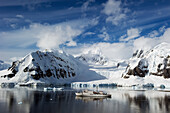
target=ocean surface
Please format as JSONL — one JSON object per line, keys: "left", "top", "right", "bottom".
{"left": 0, "top": 87, "right": 170, "bottom": 113}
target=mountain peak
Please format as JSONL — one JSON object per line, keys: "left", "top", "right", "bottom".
{"left": 123, "top": 42, "right": 170, "bottom": 79}
{"left": 0, "top": 50, "right": 105, "bottom": 85}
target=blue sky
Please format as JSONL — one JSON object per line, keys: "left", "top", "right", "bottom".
{"left": 0, "top": 0, "right": 170, "bottom": 62}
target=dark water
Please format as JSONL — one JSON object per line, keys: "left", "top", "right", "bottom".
{"left": 0, "top": 87, "right": 170, "bottom": 113}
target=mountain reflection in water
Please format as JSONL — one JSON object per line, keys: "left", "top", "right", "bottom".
{"left": 0, "top": 88, "right": 170, "bottom": 113}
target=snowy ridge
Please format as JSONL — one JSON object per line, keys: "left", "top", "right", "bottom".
{"left": 76, "top": 48, "right": 121, "bottom": 79}
{"left": 76, "top": 48, "right": 108, "bottom": 65}
{"left": 123, "top": 42, "right": 170, "bottom": 78}
{"left": 73, "top": 43, "right": 170, "bottom": 88}
{"left": 0, "top": 50, "right": 105, "bottom": 85}
{"left": 1, "top": 42, "right": 170, "bottom": 87}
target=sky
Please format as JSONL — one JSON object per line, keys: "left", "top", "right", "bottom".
{"left": 0, "top": 0, "right": 170, "bottom": 62}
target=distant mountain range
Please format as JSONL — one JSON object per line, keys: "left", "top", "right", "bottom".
{"left": 0, "top": 42, "right": 170, "bottom": 87}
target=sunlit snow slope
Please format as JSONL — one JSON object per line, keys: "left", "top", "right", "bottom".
{"left": 0, "top": 50, "right": 105, "bottom": 85}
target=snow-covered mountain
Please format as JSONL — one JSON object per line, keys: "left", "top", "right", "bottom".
{"left": 0, "top": 60, "right": 10, "bottom": 70}
{"left": 122, "top": 42, "right": 170, "bottom": 79}
{"left": 75, "top": 48, "right": 120, "bottom": 79}
{"left": 76, "top": 48, "right": 108, "bottom": 65}
{"left": 0, "top": 50, "right": 105, "bottom": 85}
{"left": 1, "top": 42, "right": 170, "bottom": 87}
{"left": 73, "top": 42, "right": 170, "bottom": 87}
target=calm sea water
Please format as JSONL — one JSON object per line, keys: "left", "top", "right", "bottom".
{"left": 0, "top": 87, "right": 170, "bottom": 113}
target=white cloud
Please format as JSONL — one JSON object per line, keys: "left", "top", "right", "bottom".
{"left": 0, "top": 49, "right": 35, "bottom": 63}
{"left": 10, "top": 24, "right": 17, "bottom": 29}
{"left": 66, "top": 41, "right": 77, "bottom": 47}
{"left": 98, "top": 31, "right": 110, "bottom": 41}
{"left": 133, "top": 36, "right": 159, "bottom": 51}
{"left": 90, "top": 42, "right": 133, "bottom": 60}
{"left": 159, "top": 25, "right": 166, "bottom": 32}
{"left": 36, "top": 24, "right": 82, "bottom": 49}
{"left": 67, "top": 27, "right": 170, "bottom": 60}
{"left": 82, "top": 0, "right": 95, "bottom": 11}
{"left": 106, "top": 14, "right": 126, "bottom": 25}
{"left": 3, "top": 17, "right": 18, "bottom": 23}
{"left": 102, "top": 0, "right": 121, "bottom": 16}
{"left": 148, "top": 30, "right": 159, "bottom": 38}
{"left": 65, "top": 42, "right": 133, "bottom": 60}
{"left": 102, "top": 0, "right": 128, "bottom": 25}
{"left": 161, "top": 28, "right": 170, "bottom": 43}
{"left": 0, "top": 19, "right": 93, "bottom": 51}
{"left": 83, "top": 32, "right": 95, "bottom": 37}
{"left": 98, "top": 27, "right": 110, "bottom": 41}
{"left": 120, "top": 28, "right": 141, "bottom": 41}
{"left": 133, "top": 27, "right": 170, "bottom": 51}
{"left": 16, "top": 14, "right": 24, "bottom": 18}
{"left": 90, "top": 17, "right": 99, "bottom": 26}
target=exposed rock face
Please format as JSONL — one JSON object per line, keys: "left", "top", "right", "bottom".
{"left": 76, "top": 48, "right": 108, "bottom": 65}
{"left": 1, "top": 50, "right": 105, "bottom": 84}
{"left": 122, "top": 43, "right": 170, "bottom": 79}
{"left": 77, "top": 54, "right": 107, "bottom": 65}
{"left": 4, "top": 51, "right": 76, "bottom": 80}
{"left": 132, "top": 50, "right": 144, "bottom": 58}
{"left": 124, "top": 59, "right": 149, "bottom": 78}
{"left": 150, "top": 56, "right": 170, "bottom": 78}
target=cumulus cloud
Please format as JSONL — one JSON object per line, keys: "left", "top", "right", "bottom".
{"left": 66, "top": 42, "right": 133, "bottom": 60}
{"left": 89, "top": 42, "right": 133, "bottom": 60}
{"left": 0, "top": 19, "right": 94, "bottom": 51}
{"left": 36, "top": 24, "right": 82, "bottom": 49}
{"left": 67, "top": 27, "right": 170, "bottom": 60}
{"left": 102, "top": 0, "right": 127, "bottom": 25}
{"left": 133, "top": 27, "right": 170, "bottom": 51}
{"left": 133, "top": 36, "right": 159, "bottom": 51}
{"left": 120, "top": 28, "right": 141, "bottom": 41}
{"left": 102, "top": 0, "right": 121, "bottom": 15}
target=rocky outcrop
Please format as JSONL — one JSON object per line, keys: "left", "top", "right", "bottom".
{"left": 2, "top": 51, "right": 76, "bottom": 80}
{"left": 123, "top": 59, "right": 149, "bottom": 78}
{"left": 77, "top": 55, "right": 107, "bottom": 65}
{"left": 150, "top": 56, "right": 170, "bottom": 78}
{"left": 0, "top": 50, "right": 105, "bottom": 84}
{"left": 132, "top": 50, "right": 144, "bottom": 58}
{"left": 76, "top": 48, "right": 108, "bottom": 65}
{"left": 122, "top": 43, "right": 170, "bottom": 79}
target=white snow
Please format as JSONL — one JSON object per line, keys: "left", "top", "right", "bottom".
{"left": 0, "top": 60, "right": 10, "bottom": 70}
{"left": 72, "top": 42, "right": 170, "bottom": 88}
{"left": 0, "top": 50, "right": 105, "bottom": 85}
{"left": 1, "top": 42, "right": 170, "bottom": 87}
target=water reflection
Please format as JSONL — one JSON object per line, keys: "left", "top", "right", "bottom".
{"left": 0, "top": 88, "right": 170, "bottom": 113}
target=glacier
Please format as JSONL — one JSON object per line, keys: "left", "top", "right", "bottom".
{"left": 73, "top": 42, "right": 170, "bottom": 88}
{"left": 0, "top": 42, "right": 170, "bottom": 88}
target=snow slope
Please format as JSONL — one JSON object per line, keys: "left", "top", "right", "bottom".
{"left": 123, "top": 42, "right": 170, "bottom": 78}
{"left": 76, "top": 48, "right": 108, "bottom": 65}
{"left": 73, "top": 43, "right": 170, "bottom": 88}
{"left": 0, "top": 50, "right": 105, "bottom": 85}
{"left": 1, "top": 42, "right": 170, "bottom": 87}
{"left": 0, "top": 60, "right": 10, "bottom": 70}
